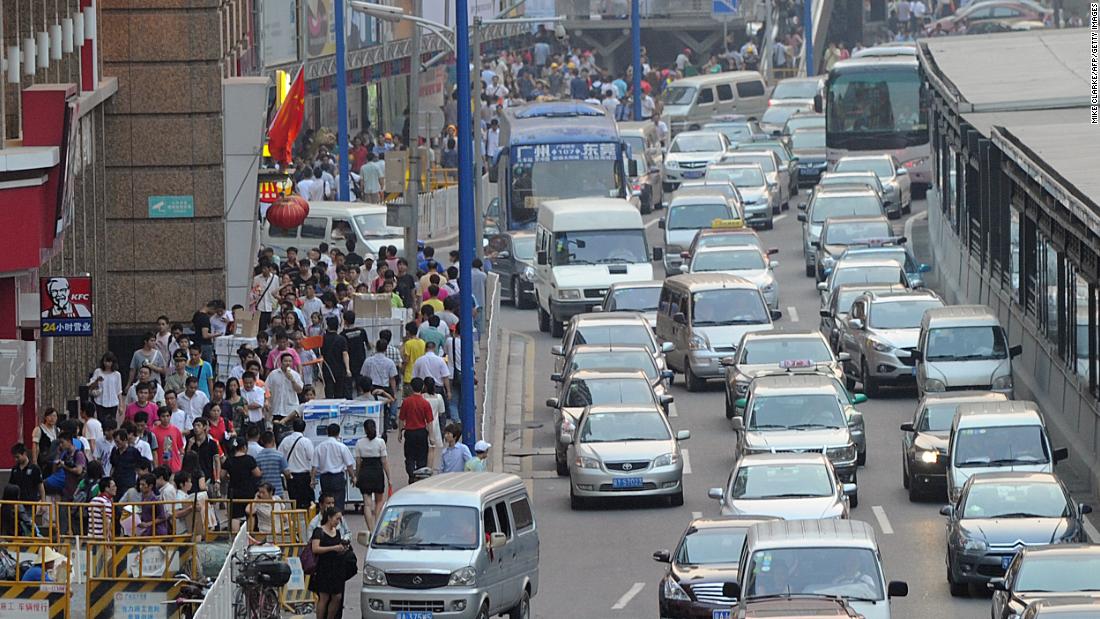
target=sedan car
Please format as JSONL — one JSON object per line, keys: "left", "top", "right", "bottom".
{"left": 653, "top": 516, "right": 779, "bottom": 619}
{"left": 833, "top": 154, "right": 911, "bottom": 217}
{"left": 942, "top": 472, "right": 1092, "bottom": 596}
{"left": 683, "top": 246, "right": 779, "bottom": 311}
{"left": 661, "top": 192, "right": 742, "bottom": 275}
{"left": 989, "top": 545, "right": 1100, "bottom": 619}
{"left": 706, "top": 164, "right": 778, "bottom": 229}
{"left": 832, "top": 243, "right": 931, "bottom": 289}
{"left": 555, "top": 311, "right": 669, "bottom": 374}
{"left": 768, "top": 76, "right": 824, "bottom": 109}
{"left": 597, "top": 280, "right": 662, "bottom": 327}
{"left": 684, "top": 223, "right": 773, "bottom": 262}
{"left": 817, "top": 259, "right": 910, "bottom": 308}
{"left": 554, "top": 344, "right": 672, "bottom": 391}
{"left": 813, "top": 172, "right": 889, "bottom": 208}
{"left": 548, "top": 369, "right": 673, "bottom": 476}
{"left": 798, "top": 187, "right": 887, "bottom": 277}
{"left": 900, "top": 391, "right": 1008, "bottom": 501}
{"left": 735, "top": 141, "right": 799, "bottom": 198}
{"left": 721, "top": 150, "right": 789, "bottom": 211}
{"left": 759, "top": 102, "right": 814, "bottom": 137}
{"left": 780, "top": 112, "right": 825, "bottom": 146}
{"left": 487, "top": 231, "right": 536, "bottom": 309}
{"left": 663, "top": 131, "right": 731, "bottom": 192}
{"left": 1022, "top": 598, "right": 1100, "bottom": 619}
{"left": 703, "top": 117, "right": 766, "bottom": 147}
{"left": 813, "top": 215, "right": 895, "bottom": 282}
{"left": 925, "top": 0, "right": 1051, "bottom": 34}
{"left": 568, "top": 404, "right": 690, "bottom": 509}
{"left": 709, "top": 453, "right": 854, "bottom": 518}
{"left": 721, "top": 331, "right": 847, "bottom": 418}
{"left": 789, "top": 128, "right": 827, "bottom": 186}
{"left": 838, "top": 289, "right": 945, "bottom": 396}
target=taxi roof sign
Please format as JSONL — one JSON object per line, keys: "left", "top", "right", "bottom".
{"left": 779, "top": 359, "right": 815, "bottom": 369}
{"left": 711, "top": 218, "right": 745, "bottom": 229}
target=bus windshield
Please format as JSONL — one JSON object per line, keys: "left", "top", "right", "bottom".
{"left": 826, "top": 68, "right": 928, "bottom": 149}
{"left": 509, "top": 159, "right": 620, "bottom": 229}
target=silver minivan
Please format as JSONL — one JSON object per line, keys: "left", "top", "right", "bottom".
{"left": 360, "top": 473, "right": 538, "bottom": 619}
{"left": 915, "top": 305, "right": 1022, "bottom": 398}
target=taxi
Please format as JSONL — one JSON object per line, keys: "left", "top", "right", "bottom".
{"left": 682, "top": 220, "right": 777, "bottom": 264}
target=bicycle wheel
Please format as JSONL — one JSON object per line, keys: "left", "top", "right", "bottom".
{"left": 233, "top": 584, "right": 250, "bottom": 619}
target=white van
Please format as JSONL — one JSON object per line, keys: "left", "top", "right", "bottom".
{"left": 534, "top": 198, "right": 661, "bottom": 337}
{"left": 261, "top": 201, "right": 404, "bottom": 258}
{"left": 947, "top": 400, "right": 1068, "bottom": 502}
{"left": 360, "top": 472, "right": 539, "bottom": 619}
{"left": 915, "top": 305, "right": 1022, "bottom": 398}
{"left": 661, "top": 71, "right": 770, "bottom": 135}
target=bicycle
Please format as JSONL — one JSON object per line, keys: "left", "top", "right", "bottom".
{"left": 233, "top": 544, "right": 291, "bottom": 619}
{"left": 161, "top": 573, "right": 212, "bottom": 619}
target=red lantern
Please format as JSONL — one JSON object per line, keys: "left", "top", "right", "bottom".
{"left": 267, "top": 194, "right": 310, "bottom": 229}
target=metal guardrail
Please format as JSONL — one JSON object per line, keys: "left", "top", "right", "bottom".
{"left": 480, "top": 272, "right": 501, "bottom": 450}
{"left": 193, "top": 527, "right": 250, "bottom": 619}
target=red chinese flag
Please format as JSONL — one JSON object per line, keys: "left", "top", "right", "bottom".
{"left": 267, "top": 67, "right": 306, "bottom": 166}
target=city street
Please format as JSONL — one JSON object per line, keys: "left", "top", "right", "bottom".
{"left": 495, "top": 196, "right": 1094, "bottom": 619}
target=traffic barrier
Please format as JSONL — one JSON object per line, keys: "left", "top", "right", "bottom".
{"left": 0, "top": 499, "right": 57, "bottom": 541}
{"left": 0, "top": 542, "right": 71, "bottom": 619}
{"left": 84, "top": 540, "right": 196, "bottom": 619}
{"left": 271, "top": 509, "right": 316, "bottom": 612}
{"left": 193, "top": 527, "right": 249, "bottom": 619}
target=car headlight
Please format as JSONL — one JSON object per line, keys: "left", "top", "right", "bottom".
{"left": 870, "top": 338, "right": 894, "bottom": 353}
{"left": 689, "top": 333, "right": 710, "bottom": 351}
{"left": 521, "top": 266, "right": 535, "bottom": 282}
{"left": 666, "top": 160, "right": 680, "bottom": 168}
{"left": 362, "top": 563, "right": 387, "bottom": 586}
{"left": 448, "top": 566, "right": 477, "bottom": 586}
{"left": 918, "top": 449, "right": 938, "bottom": 464}
{"left": 826, "top": 444, "right": 857, "bottom": 463}
{"left": 924, "top": 378, "right": 946, "bottom": 392}
{"left": 992, "top": 375, "right": 1013, "bottom": 390}
{"left": 575, "top": 455, "right": 601, "bottom": 469}
{"left": 955, "top": 532, "right": 988, "bottom": 553}
{"left": 662, "top": 575, "right": 691, "bottom": 601}
{"left": 557, "top": 288, "right": 582, "bottom": 300}
{"left": 653, "top": 452, "right": 679, "bottom": 468}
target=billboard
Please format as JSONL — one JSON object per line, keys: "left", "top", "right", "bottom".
{"left": 262, "top": 0, "right": 299, "bottom": 67}
{"left": 306, "top": 0, "right": 379, "bottom": 59}
{"left": 40, "top": 276, "right": 93, "bottom": 336}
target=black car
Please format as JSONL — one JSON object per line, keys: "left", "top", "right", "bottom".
{"left": 942, "top": 472, "right": 1092, "bottom": 597}
{"left": 789, "top": 128, "right": 827, "bottom": 186}
{"left": 653, "top": 516, "right": 778, "bottom": 619}
{"left": 990, "top": 545, "right": 1100, "bottom": 619}
{"left": 487, "top": 231, "right": 536, "bottom": 309}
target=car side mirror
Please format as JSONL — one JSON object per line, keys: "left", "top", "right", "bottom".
{"left": 810, "top": 241, "right": 820, "bottom": 248}
{"left": 1010, "top": 344, "right": 1023, "bottom": 358}
{"left": 628, "top": 159, "right": 639, "bottom": 177}
{"left": 662, "top": 341, "right": 675, "bottom": 353}
{"left": 896, "top": 167, "right": 908, "bottom": 175}
{"left": 939, "top": 505, "right": 954, "bottom": 517}
{"left": 797, "top": 202, "right": 807, "bottom": 210}
{"left": 676, "top": 430, "right": 691, "bottom": 441}
{"left": 659, "top": 394, "right": 675, "bottom": 407}
{"left": 708, "top": 487, "right": 724, "bottom": 501}
{"left": 560, "top": 431, "right": 573, "bottom": 444}
{"left": 550, "top": 373, "right": 562, "bottom": 382}
{"left": 820, "top": 309, "right": 831, "bottom": 318}
{"left": 545, "top": 397, "right": 560, "bottom": 409}
{"left": 731, "top": 417, "right": 745, "bottom": 432}
{"left": 720, "top": 356, "right": 735, "bottom": 367}
{"left": 919, "top": 263, "right": 932, "bottom": 273}
{"left": 900, "top": 422, "right": 915, "bottom": 432}
{"left": 551, "top": 345, "right": 564, "bottom": 356}
{"left": 797, "top": 213, "right": 807, "bottom": 222}
{"left": 767, "top": 248, "right": 779, "bottom": 255}
{"left": 837, "top": 352, "right": 851, "bottom": 362}
{"left": 679, "top": 265, "right": 689, "bottom": 274}
{"left": 652, "top": 549, "right": 671, "bottom": 563}
{"left": 817, "top": 282, "right": 828, "bottom": 291}
{"left": 680, "top": 251, "right": 691, "bottom": 259}
{"left": 673, "top": 312, "right": 687, "bottom": 325}
{"left": 658, "top": 218, "right": 666, "bottom": 229}
{"left": 851, "top": 393, "right": 868, "bottom": 405}
{"left": 1053, "top": 447, "right": 1069, "bottom": 463}
{"left": 769, "top": 260, "right": 779, "bottom": 269}
{"left": 813, "top": 93, "right": 823, "bottom": 113}
{"left": 842, "top": 483, "right": 858, "bottom": 495}
{"left": 910, "top": 350, "right": 922, "bottom": 361}
{"left": 770, "top": 309, "right": 783, "bottom": 320}
{"left": 723, "top": 582, "right": 741, "bottom": 599}
{"left": 987, "top": 578, "right": 1007, "bottom": 592}
{"left": 537, "top": 250, "right": 547, "bottom": 265}
{"left": 489, "top": 532, "right": 507, "bottom": 549}
{"left": 592, "top": 305, "right": 604, "bottom": 312}
{"left": 357, "top": 530, "right": 372, "bottom": 547}
{"left": 735, "top": 398, "right": 747, "bottom": 409}
{"left": 1080, "top": 503, "right": 1093, "bottom": 514}
{"left": 653, "top": 247, "right": 664, "bottom": 261}
{"left": 888, "top": 580, "right": 909, "bottom": 598}
{"left": 848, "top": 318, "right": 864, "bottom": 330}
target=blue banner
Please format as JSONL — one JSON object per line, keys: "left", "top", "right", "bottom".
{"left": 513, "top": 142, "right": 619, "bottom": 164}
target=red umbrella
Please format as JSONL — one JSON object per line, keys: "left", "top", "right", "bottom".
{"left": 266, "top": 194, "right": 310, "bottom": 229}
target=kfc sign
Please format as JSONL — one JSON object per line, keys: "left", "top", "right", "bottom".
{"left": 40, "top": 276, "right": 93, "bottom": 336}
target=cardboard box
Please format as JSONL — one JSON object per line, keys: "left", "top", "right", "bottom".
{"left": 353, "top": 293, "right": 391, "bottom": 318}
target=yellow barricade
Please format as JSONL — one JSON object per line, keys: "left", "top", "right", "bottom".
{"left": 55, "top": 500, "right": 193, "bottom": 543}
{"left": 271, "top": 509, "right": 317, "bottom": 612}
{"left": 0, "top": 542, "right": 71, "bottom": 619}
{"left": 0, "top": 499, "right": 57, "bottom": 542}
{"left": 84, "top": 539, "right": 195, "bottom": 619}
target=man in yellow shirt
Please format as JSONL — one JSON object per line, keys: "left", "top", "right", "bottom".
{"left": 401, "top": 321, "right": 426, "bottom": 396}
{"left": 423, "top": 285, "right": 445, "bottom": 314}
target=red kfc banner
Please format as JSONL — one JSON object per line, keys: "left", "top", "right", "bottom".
{"left": 40, "top": 276, "right": 93, "bottom": 336}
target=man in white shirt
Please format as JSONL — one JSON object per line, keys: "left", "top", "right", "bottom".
{"left": 485, "top": 119, "right": 501, "bottom": 160}
{"left": 176, "top": 377, "right": 209, "bottom": 429}
{"left": 485, "top": 75, "right": 509, "bottom": 101}
{"left": 241, "top": 371, "right": 267, "bottom": 427}
{"left": 126, "top": 366, "right": 166, "bottom": 406}
{"left": 251, "top": 262, "right": 279, "bottom": 332}
{"left": 267, "top": 353, "right": 304, "bottom": 420}
{"left": 311, "top": 423, "right": 356, "bottom": 511}
{"left": 358, "top": 152, "right": 385, "bottom": 203}
{"left": 279, "top": 418, "right": 317, "bottom": 509}
{"left": 412, "top": 341, "right": 452, "bottom": 399}
{"left": 81, "top": 403, "right": 104, "bottom": 455}
{"left": 297, "top": 167, "right": 326, "bottom": 202}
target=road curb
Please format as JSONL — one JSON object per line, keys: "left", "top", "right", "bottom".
{"left": 490, "top": 329, "right": 511, "bottom": 474}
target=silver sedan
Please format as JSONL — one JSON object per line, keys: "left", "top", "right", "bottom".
{"left": 708, "top": 453, "right": 853, "bottom": 520}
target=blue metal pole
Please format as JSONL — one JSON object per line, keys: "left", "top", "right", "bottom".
{"left": 335, "top": 0, "right": 351, "bottom": 200}
{"left": 455, "top": 0, "right": 478, "bottom": 450}
{"left": 804, "top": 0, "right": 814, "bottom": 77}
{"left": 631, "top": 0, "right": 643, "bottom": 120}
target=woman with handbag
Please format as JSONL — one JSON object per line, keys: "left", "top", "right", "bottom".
{"left": 354, "top": 418, "right": 391, "bottom": 533}
{"left": 309, "top": 507, "right": 352, "bottom": 619}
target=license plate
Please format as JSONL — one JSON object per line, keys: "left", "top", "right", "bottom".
{"left": 683, "top": 170, "right": 704, "bottom": 179}
{"left": 1001, "top": 555, "right": 1012, "bottom": 570}
{"left": 713, "top": 610, "right": 733, "bottom": 619}
{"left": 396, "top": 613, "right": 433, "bottom": 619}
{"left": 612, "top": 477, "right": 644, "bottom": 489}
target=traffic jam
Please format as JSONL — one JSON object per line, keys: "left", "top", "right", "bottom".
{"left": 495, "top": 48, "right": 1096, "bottom": 619}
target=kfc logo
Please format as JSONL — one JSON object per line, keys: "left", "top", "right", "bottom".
{"left": 40, "top": 276, "right": 93, "bottom": 336}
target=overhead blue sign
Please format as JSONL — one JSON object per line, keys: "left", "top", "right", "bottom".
{"left": 713, "top": 0, "right": 739, "bottom": 14}
{"left": 514, "top": 142, "right": 619, "bottom": 164}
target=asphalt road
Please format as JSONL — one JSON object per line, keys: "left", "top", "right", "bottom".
{"left": 494, "top": 195, "right": 1001, "bottom": 619}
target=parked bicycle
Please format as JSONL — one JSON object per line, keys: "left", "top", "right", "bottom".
{"left": 162, "top": 573, "right": 212, "bottom": 619}
{"left": 233, "top": 544, "right": 291, "bottom": 619}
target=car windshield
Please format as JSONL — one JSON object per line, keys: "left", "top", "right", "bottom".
{"left": 570, "top": 351, "right": 659, "bottom": 380}
{"left": 353, "top": 214, "right": 402, "bottom": 238}
{"left": 676, "top": 528, "right": 749, "bottom": 565}
{"left": 663, "top": 85, "right": 696, "bottom": 106}
{"left": 919, "top": 403, "right": 965, "bottom": 432}
{"left": 706, "top": 123, "right": 756, "bottom": 143}
{"left": 691, "top": 289, "right": 770, "bottom": 326}
{"left": 742, "top": 338, "right": 832, "bottom": 364}
{"left": 824, "top": 221, "right": 893, "bottom": 245}
{"left": 671, "top": 134, "right": 724, "bottom": 153}
{"left": 708, "top": 167, "right": 765, "bottom": 186}
{"left": 574, "top": 325, "right": 654, "bottom": 350}
{"left": 954, "top": 425, "right": 1050, "bottom": 467}
{"left": 869, "top": 300, "right": 943, "bottom": 329}
{"left": 692, "top": 250, "right": 766, "bottom": 272}
{"left": 832, "top": 266, "right": 903, "bottom": 289}
{"left": 1014, "top": 556, "right": 1100, "bottom": 592}
{"left": 762, "top": 106, "right": 803, "bottom": 126}
{"left": 608, "top": 287, "right": 661, "bottom": 312}
{"left": 511, "top": 236, "right": 535, "bottom": 261}
{"left": 668, "top": 203, "right": 734, "bottom": 229}
{"left": 773, "top": 80, "right": 821, "bottom": 99}
{"left": 552, "top": 229, "right": 649, "bottom": 266}
{"left": 835, "top": 158, "right": 896, "bottom": 179}
{"left": 744, "top": 548, "right": 884, "bottom": 601}
{"left": 564, "top": 377, "right": 655, "bottom": 408}
{"left": 579, "top": 411, "right": 671, "bottom": 442}
{"left": 810, "top": 194, "right": 884, "bottom": 223}
{"left": 925, "top": 326, "right": 1008, "bottom": 361}
{"left": 749, "top": 394, "right": 845, "bottom": 430}
{"left": 751, "top": 144, "right": 791, "bottom": 163}
{"left": 373, "top": 505, "right": 480, "bottom": 549}
{"left": 726, "top": 154, "right": 777, "bottom": 174}
{"left": 961, "top": 482, "right": 1068, "bottom": 519}
{"left": 791, "top": 131, "right": 827, "bottom": 149}
{"left": 820, "top": 177, "right": 879, "bottom": 193}
{"left": 731, "top": 464, "right": 834, "bottom": 499}
{"left": 786, "top": 116, "right": 825, "bottom": 134}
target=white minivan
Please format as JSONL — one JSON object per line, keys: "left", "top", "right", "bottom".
{"left": 261, "top": 201, "right": 404, "bottom": 257}
{"left": 533, "top": 198, "right": 661, "bottom": 337}
{"left": 360, "top": 472, "right": 539, "bottom": 619}
{"left": 914, "top": 305, "right": 1022, "bottom": 398}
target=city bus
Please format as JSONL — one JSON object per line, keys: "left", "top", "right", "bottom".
{"left": 486, "top": 101, "right": 634, "bottom": 232}
{"left": 819, "top": 52, "right": 931, "bottom": 193}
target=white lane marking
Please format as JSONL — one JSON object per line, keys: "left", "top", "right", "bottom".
{"left": 872, "top": 506, "right": 894, "bottom": 535}
{"left": 667, "top": 402, "right": 678, "bottom": 417}
{"left": 1084, "top": 516, "right": 1100, "bottom": 543}
{"left": 774, "top": 214, "right": 787, "bottom": 223}
{"left": 612, "top": 583, "right": 646, "bottom": 610}
{"left": 787, "top": 306, "right": 800, "bottom": 323}
{"left": 682, "top": 449, "right": 692, "bottom": 475}
{"left": 692, "top": 511, "right": 703, "bottom": 519}
{"left": 645, "top": 217, "right": 662, "bottom": 229}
